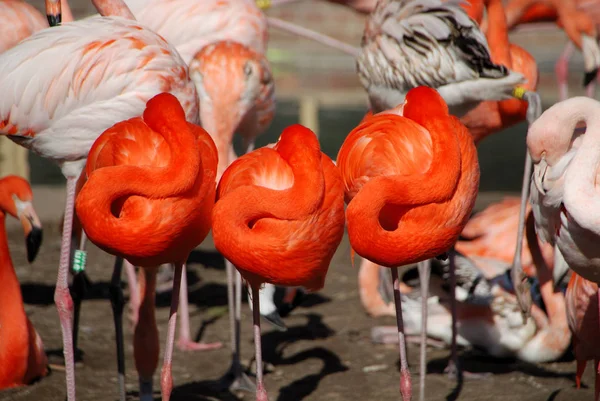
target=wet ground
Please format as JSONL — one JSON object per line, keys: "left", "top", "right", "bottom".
{"left": 1, "top": 190, "right": 596, "bottom": 401}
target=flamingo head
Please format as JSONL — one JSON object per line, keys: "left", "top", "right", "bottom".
{"left": 189, "top": 41, "right": 275, "bottom": 179}
{"left": 0, "top": 175, "right": 43, "bottom": 262}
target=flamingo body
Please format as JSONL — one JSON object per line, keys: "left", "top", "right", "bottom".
{"left": 356, "top": 0, "right": 524, "bottom": 116}
{"left": 212, "top": 124, "right": 345, "bottom": 291}
{"left": 75, "top": 93, "right": 216, "bottom": 267}
{"left": 337, "top": 86, "right": 480, "bottom": 268}
{"left": 0, "top": 16, "right": 198, "bottom": 178}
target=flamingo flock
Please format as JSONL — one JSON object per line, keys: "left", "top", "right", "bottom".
{"left": 1, "top": 0, "right": 600, "bottom": 401}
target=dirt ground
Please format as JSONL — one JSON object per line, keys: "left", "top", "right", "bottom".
{"left": 1, "top": 196, "right": 596, "bottom": 401}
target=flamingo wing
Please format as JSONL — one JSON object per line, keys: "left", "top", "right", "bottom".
{"left": 357, "top": 0, "right": 523, "bottom": 112}
{"left": 123, "top": 0, "right": 267, "bottom": 64}
{"left": 0, "top": 16, "right": 198, "bottom": 167}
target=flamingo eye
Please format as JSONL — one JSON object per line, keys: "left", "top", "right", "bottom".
{"left": 243, "top": 61, "right": 253, "bottom": 78}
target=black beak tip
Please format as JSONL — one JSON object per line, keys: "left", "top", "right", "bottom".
{"left": 584, "top": 69, "right": 599, "bottom": 87}
{"left": 47, "top": 14, "right": 62, "bottom": 27}
{"left": 435, "top": 252, "right": 449, "bottom": 261}
{"left": 26, "top": 227, "right": 43, "bottom": 263}
{"left": 263, "top": 311, "right": 287, "bottom": 332}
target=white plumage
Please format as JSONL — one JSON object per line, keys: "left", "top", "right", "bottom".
{"left": 528, "top": 97, "right": 600, "bottom": 283}
{"left": 357, "top": 0, "right": 525, "bottom": 115}
{"left": 123, "top": 0, "right": 267, "bottom": 65}
{"left": 0, "top": 16, "right": 198, "bottom": 178}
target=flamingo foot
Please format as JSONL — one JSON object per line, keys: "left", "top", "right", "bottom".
{"left": 257, "top": 383, "right": 269, "bottom": 401}
{"left": 176, "top": 339, "right": 222, "bottom": 351}
{"left": 444, "top": 359, "right": 490, "bottom": 381}
{"left": 218, "top": 362, "right": 257, "bottom": 393}
{"left": 139, "top": 377, "right": 153, "bottom": 401}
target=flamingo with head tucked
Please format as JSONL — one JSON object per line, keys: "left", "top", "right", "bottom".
{"left": 75, "top": 93, "right": 217, "bottom": 401}
{"left": 337, "top": 86, "right": 480, "bottom": 401}
{"left": 212, "top": 123, "right": 346, "bottom": 401}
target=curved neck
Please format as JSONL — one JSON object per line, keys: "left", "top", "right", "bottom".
{"left": 0, "top": 213, "right": 29, "bottom": 378}
{"left": 485, "top": 0, "right": 511, "bottom": 66}
{"left": 91, "top": 0, "right": 135, "bottom": 19}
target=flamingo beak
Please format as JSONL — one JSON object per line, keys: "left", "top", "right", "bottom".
{"left": 45, "top": 0, "right": 62, "bottom": 26}
{"left": 584, "top": 68, "right": 599, "bottom": 87}
{"left": 16, "top": 199, "right": 43, "bottom": 263}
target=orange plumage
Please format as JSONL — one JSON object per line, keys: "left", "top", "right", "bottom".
{"left": 0, "top": 176, "right": 47, "bottom": 389}
{"left": 337, "top": 86, "right": 480, "bottom": 268}
{"left": 212, "top": 124, "right": 345, "bottom": 291}
{"left": 566, "top": 272, "right": 600, "bottom": 401}
{"left": 75, "top": 93, "right": 217, "bottom": 267}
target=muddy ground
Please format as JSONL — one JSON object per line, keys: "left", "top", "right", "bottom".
{"left": 1, "top": 194, "right": 596, "bottom": 401}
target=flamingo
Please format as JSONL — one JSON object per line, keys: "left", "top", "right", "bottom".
{"left": 212, "top": 123, "right": 346, "bottom": 401}
{"left": 0, "top": 0, "right": 47, "bottom": 52}
{"left": 0, "top": 0, "right": 199, "bottom": 397}
{"left": 75, "top": 93, "right": 216, "bottom": 401}
{"left": 527, "top": 96, "right": 600, "bottom": 313}
{"left": 565, "top": 272, "right": 600, "bottom": 400}
{"left": 503, "top": 0, "right": 600, "bottom": 100}
{"left": 0, "top": 175, "right": 46, "bottom": 389}
{"left": 336, "top": 86, "right": 480, "bottom": 400}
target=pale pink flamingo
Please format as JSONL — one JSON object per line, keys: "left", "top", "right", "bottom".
{"left": 0, "top": 0, "right": 199, "bottom": 399}
{"left": 527, "top": 95, "right": 600, "bottom": 367}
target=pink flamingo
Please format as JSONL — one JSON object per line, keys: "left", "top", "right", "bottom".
{"left": 527, "top": 95, "right": 600, "bottom": 394}
{"left": 0, "top": 0, "right": 199, "bottom": 399}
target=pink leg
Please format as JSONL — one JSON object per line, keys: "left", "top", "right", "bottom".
{"left": 160, "top": 262, "right": 183, "bottom": 401}
{"left": 555, "top": 42, "right": 574, "bottom": 101}
{"left": 417, "top": 260, "right": 430, "bottom": 401}
{"left": 54, "top": 177, "right": 77, "bottom": 401}
{"left": 176, "top": 263, "right": 222, "bottom": 351}
{"left": 251, "top": 285, "right": 269, "bottom": 401}
{"left": 124, "top": 260, "right": 139, "bottom": 327}
{"left": 391, "top": 267, "right": 412, "bottom": 401}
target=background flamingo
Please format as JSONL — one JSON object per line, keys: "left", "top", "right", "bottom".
{"left": 0, "top": 175, "right": 46, "bottom": 389}
{"left": 212, "top": 123, "right": 345, "bottom": 401}
{"left": 0, "top": 0, "right": 47, "bottom": 52}
{"left": 0, "top": 0, "right": 200, "bottom": 397}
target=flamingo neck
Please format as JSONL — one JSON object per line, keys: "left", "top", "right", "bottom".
{"left": 0, "top": 213, "right": 29, "bottom": 385}
{"left": 485, "top": 0, "right": 511, "bottom": 66}
{"left": 560, "top": 102, "right": 600, "bottom": 235}
{"left": 91, "top": 0, "right": 135, "bottom": 19}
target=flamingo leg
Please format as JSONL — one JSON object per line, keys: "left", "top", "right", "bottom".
{"left": 124, "top": 260, "right": 139, "bottom": 327}
{"left": 555, "top": 42, "right": 574, "bottom": 101}
{"left": 54, "top": 176, "right": 77, "bottom": 401}
{"left": 512, "top": 90, "right": 541, "bottom": 320}
{"left": 176, "top": 264, "right": 223, "bottom": 351}
{"left": 391, "top": 267, "right": 412, "bottom": 401}
{"left": 71, "top": 232, "right": 89, "bottom": 366}
{"left": 445, "top": 251, "right": 460, "bottom": 380}
{"left": 417, "top": 260, "right": 430, "bottom": 401}
{"left": 160, "top": 262, "right": 184, "bottom": 401}
{"left": 251, "top": 285, "right": 269, "bottom": 401}
{"left": 109, "top": 256, "right": 126, "bottom": 401}
{"left": 219, "top": 260, "right": 255, "bottom": 392}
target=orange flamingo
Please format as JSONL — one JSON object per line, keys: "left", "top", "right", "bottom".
{"left": 337, "top": 86, "right": 480, "bottom": 400}
{"left": 212, "top": 124, "right": 345, "bottom": 401}
{"left": 0, "top": 175, "right": 46, "bottom": 389}
{"left": 75, "top": 93, "right": 217, "bottom": 401}
{"left": 566, "top": 272, "right": 600, "bottom": 401}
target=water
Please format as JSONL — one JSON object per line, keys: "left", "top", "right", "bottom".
{"left": 29, "top": 100, "right": 531, "bottom": 193}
